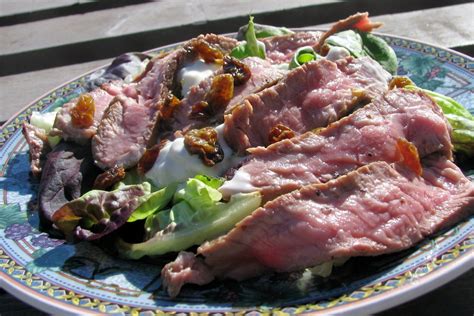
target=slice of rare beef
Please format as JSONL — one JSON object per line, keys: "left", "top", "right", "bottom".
{"left": 52, "top": 87, "right": 115, "bottom": 145}
{"left": 22, "top": 123, "right": 50, "bottom": 177}
{"left": 261, "top": 31, "right": 323, "bottom": 64}
{"left": 221, "top": 89, "right": 452, "bottom": 200}
{"left": 168, "top": 56, "right": 287, "bottom": 137}
{"left": 198, "top": 157, "right": 474, "bottom": 282}
{"left": 224, "top": 56, "right": 391, "bottom": 154}
{"left": 92, "top": 96, "right": 154, "bottom": 169}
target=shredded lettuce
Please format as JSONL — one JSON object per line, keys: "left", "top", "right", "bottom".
{"left": 231, "top": 16, "right": 266, "bottom": 59}
{"left": 406, "top": 85, "right": 474, "bottom": 156}
{"left": 325, "top": 30, "right": 397, "bottom": 74}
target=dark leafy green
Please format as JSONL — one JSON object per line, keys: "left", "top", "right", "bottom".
{"left": 52, "top": 183, "right": 150, "bottom": 241}
{"left": 325, "top": 30, "right": 398, "bottom": 74}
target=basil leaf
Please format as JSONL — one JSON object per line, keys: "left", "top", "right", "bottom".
{"left": 359, "top": 32, "right": 398, "bottom": 75}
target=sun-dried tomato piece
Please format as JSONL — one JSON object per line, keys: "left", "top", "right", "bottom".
{"left": 269, "top": 124, "right": 296, "bottom": 144}
{"left": 190, "top": 101, "right": 211, "bottom": 119}
{"left": 223, "top": 56, "right": 251, "bottom": 85}
{"left": 389, "top": 76, "right": 414, "bottom": 90}
{"left": 188, "top": 39, "right": 224, "bottom": 64}
{"left": 190, "top": 74, "right": 234, "bottom": 120}
{"left": 70, "top": 94, "right": 95, "bottom": 128}
{"left": 184, "top": 127, "right": 224, "bottom": 166}
{"left": 137, "top": 142, "right": 165, "bottom": 175}
{"left": 160, "top": 93, "right": 181, "bottom": 120}
{"left": 207, "top": 74, "right": 234, "bottom": 110}
{"left": 93, "top": 166, "right": 126, "bottom": 190}
{"left": 396, "top": 138, "right": 423, "bottom": 176}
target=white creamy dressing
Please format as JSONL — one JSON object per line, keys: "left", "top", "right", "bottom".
{"left": 145, "top": 124, "right": 242, "bottom": 189}
{"left": 325, "top": 46, "right": 350, "bottom": 62}
{"left": 219, "top": 169, "right": 257, "bottom": 198}
{"left": 177, "top": 59, "right": 220, "bottom": 97}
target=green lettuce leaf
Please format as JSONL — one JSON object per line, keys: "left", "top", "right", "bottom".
{"left": 231, "top": 16, "right": 266, "bottom": 59}
{"left": 127, "top": 183, "right": 177, "bottom": 222}
{"left": 237, "top": 23, "right": 293, "bottom": 40}
{"left": 289, "top": 46, "right": 319, "bottom": 69}
{"left": 325, "top": 30, "right": 398, "bottom": 74}
{"left": 118, "top": 191, "right": 262, "bottom": 259}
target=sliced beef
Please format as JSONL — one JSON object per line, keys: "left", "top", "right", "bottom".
{"left": 221, "top": 89, "right": 452, "bottom": 200}
{"left": 229, "top": 57, "right": 287, "bottom": 110}
{"left": 52, "top": 87, "right": 115, "bottom": 144}
{"left": 224, "top": 56, "right": 391, "bottom": 154}
{"left": 195, "top": 33, "right": 238, "bottom": 54}
{"left": 197, "top": 157, "right": 474, "bottom": 283}
{"left": 22, "top": 123, "right": 50, "bottom": 177}
{"left": 261, "top": 31, "right": 323, "bottom": 64}
{"left": 161, "top": 251, "right": 215, "bottom": 298}
{"left": 169, "top": 56, "right": 286, "bottom": 136}
{"left": 92, "top": 97, "right": 154, "bottom": 169}
{"left": 91, "top": 35, "right": 237, "bottom": 169}
{"left": 136, "top": 49, "right": 185, "bottom": 101}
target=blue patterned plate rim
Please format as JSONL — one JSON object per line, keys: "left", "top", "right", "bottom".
{"left": 0, "top": 31, "right": 473, "bottom": 315}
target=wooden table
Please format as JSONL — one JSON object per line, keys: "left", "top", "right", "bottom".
{"left": 1, "top": 1, "right": 473, "bottom": 314}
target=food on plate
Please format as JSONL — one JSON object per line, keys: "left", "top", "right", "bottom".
{"left": 21, "top": 12, "right": 474, "bottom": 298}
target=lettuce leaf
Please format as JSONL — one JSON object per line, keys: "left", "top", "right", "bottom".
{"left": 30, "top": 109, "right": 61, "bottom": 147}
{"left": 231, "top": 16, "right": 266, "bottom": 59}
{"left": 237, "top": 23, "right": 293, "bottom": 40}
{"left": 289, "top": 46, "right": 319, "bottom": 69}
{"left": 127, "top": 183, "right": 177, "bottom": 222}
{"left": 52, "top": 183, "right": 151, "bottom": 241}
{"left": 325, "top": 30, "right": 397, "bottom": 74}
{"left": 118, "top": 192, "right": 262, "bottom": 259}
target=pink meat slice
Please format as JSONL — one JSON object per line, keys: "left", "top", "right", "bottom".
{"left": 169, "top": 56, "right": 286, "bottom": 136}
{"left": 199, "top": 157, "right": 474, "bottom": 281}
{"left": 224, "top": 56, "right": 391, "bottom": 153}
{"left": 221, "top": 89, "right": 452, "bottom": 201}
{"left": 52, "top": 87, "right": 115, "bottom": 144}
{"left": 261, "top": 31, "right": 323, "bottom": 64}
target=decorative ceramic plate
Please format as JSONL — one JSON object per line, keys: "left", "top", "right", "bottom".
{"left": 0, "top": 32, "right": 473, "bottom": 315}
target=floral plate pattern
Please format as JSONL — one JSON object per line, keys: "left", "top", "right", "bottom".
{"left": 0, "top": 33, "right": 473, "bottom": 315}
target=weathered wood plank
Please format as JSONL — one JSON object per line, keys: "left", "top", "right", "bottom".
{"left": 0, "top": 0, "right": 90, "bottom": 17}
{"left": 1, "top": 4, "right": 473, "bottom": 122}
{"left": 0, "top": 58, "right": 109, "bottom": 123}
{"left": 0, "top": 0, "right": 336, "bottom": 56}
{"left": 313, "top": 3, "right": 474, "bottom": 50}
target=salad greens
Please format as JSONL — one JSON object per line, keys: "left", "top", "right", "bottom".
{"left": 231, "top": 16, "right": 266, "bottom": 59}
{"left": 406, "top": 85, "right": 474, "bottom": 156}
{"left": 118, "top": 191, "right": 261, "bottom": 259}
{"left": 237, "top": 22, "right": 294, "bottom": 40}
{"left": 52, "top": 183, "right": 151, "bottom": 241}
{"left": 29, "top": 109, "right": 61, "bottom": 147}
{"left": 289, "top": 46, "right": 319, "bottom": 69}
{"left": 325, "top": 30, "right": 398, "bottom": 74}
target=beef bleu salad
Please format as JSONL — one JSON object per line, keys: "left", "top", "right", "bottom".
{"left": 22, "top": 13, "right": 474, "bottom": 297}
